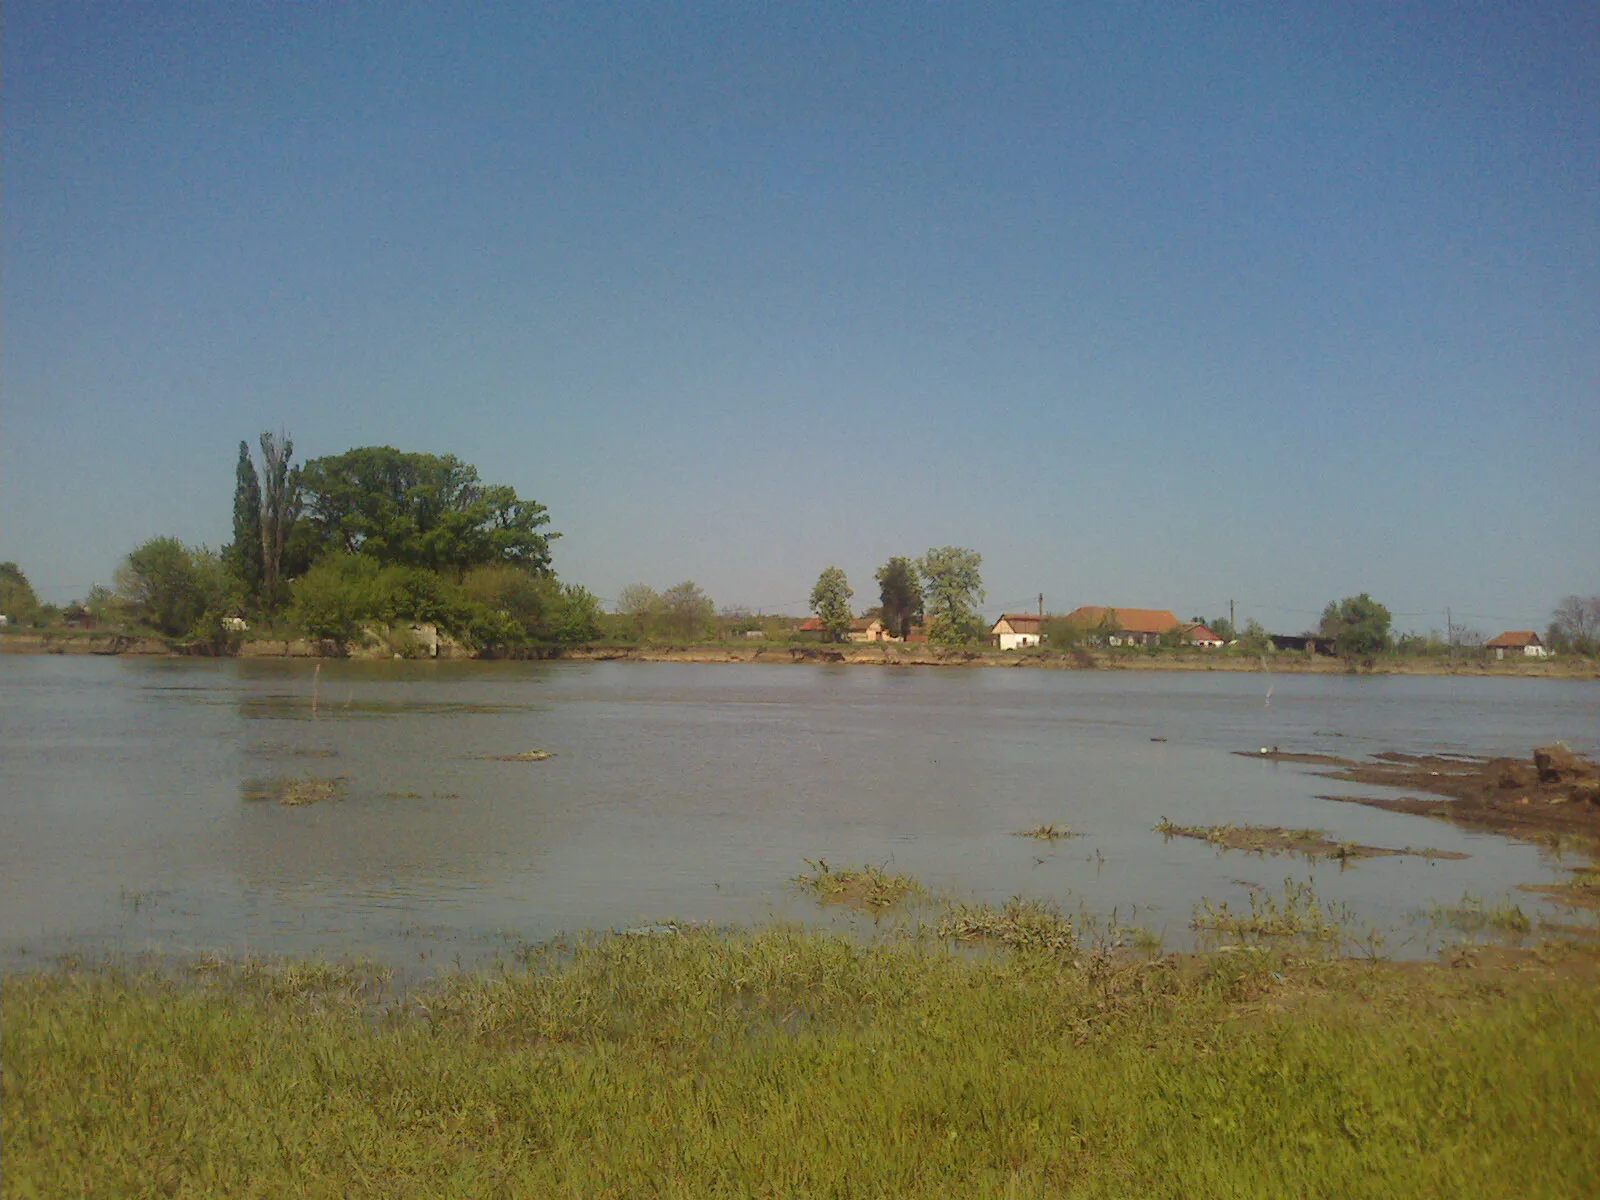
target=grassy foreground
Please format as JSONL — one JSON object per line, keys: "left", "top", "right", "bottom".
{"left": 6, "top": 928, "right": 1600, "bottom": 1198}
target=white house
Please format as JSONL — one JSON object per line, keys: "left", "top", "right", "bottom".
{"left": 992, "top": 613, "right": 1045, "bottom": 650}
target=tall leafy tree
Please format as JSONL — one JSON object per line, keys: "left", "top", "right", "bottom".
{"left": 259, "top": 430, "right": 301, "bottom": 606}
{"left": 0, "top": 562, "right": 40, "bottom": 622}
{"left": 228, "top": 441, "right": 264, "bottom": 600}
{"left": 918, "top": 547, "right": 985, "bottom": 646}
{"left": 298, "top": 446, "right": 555, "bottom": 576}
{"left": 658, "top": 581, "right": 715, "bottom": 641}
{"left": 874, "top": 556, "right": 923, "bottom": 640}
{"left": 1319, "top": 593, "right": 1392, "bottom": 664}
{"left": 617, "top": 583, "right": 663, "bottom": 639}
{"left": 115, "top": 538, "right": 234, "bottom": 638}
{"left": 810, "top": 567, "right": 854, "bottom": 642}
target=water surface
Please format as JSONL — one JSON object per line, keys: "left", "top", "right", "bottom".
{"left": 3, "top": 657, "right": 1596, "bottom": 970}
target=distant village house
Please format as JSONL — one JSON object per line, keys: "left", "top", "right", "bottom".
{"left": 1061, "top": 606, "right": 1182, "bottom": 648}
{"left": 992, "top": 613, "right": 1045, "bottom": 650}
{"left": 1485, "top": 630, "right": 1548, "bottom": 659}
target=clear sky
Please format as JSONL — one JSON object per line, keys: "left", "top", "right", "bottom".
{"left": 4, "top": 2, "right": 1597, "bottom": 636}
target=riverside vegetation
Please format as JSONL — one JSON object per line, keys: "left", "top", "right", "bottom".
{"left": 7, "top": 915, "right": 1600, "bottom": 1198}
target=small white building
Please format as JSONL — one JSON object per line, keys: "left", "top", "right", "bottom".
{"left": 1486, "top": 630, "right": 1548, "bottom": 659}
{"left": 992, "top": 613, "right": 1045, "bottom": 650}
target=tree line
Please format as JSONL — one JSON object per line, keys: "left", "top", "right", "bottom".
{"left": 805, "top": 548, "right": 986, "bottom": 645}
{"left": 59, "top": 434, "right": 599, "bottom": 653}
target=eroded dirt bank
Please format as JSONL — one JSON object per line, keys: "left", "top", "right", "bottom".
{"left": 1244, "top": 744, "right": 1600, "bottom": 848}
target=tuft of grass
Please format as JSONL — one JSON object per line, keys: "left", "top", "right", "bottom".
{"left": 792, "top": 860, "right": 921, "bottom": 910}
{"left": 1192, "top": 878, "right": 1351, "bottom": 940}
{"left": 1427, "top": 894, "right": 1534, "bottom": 935}
{"left": 937, "top": 896, "right": 1077, "bottom": 952}
{"left": 485, "top": 749, "right": 554, "bottom": 762}
{"left": 8, "top": 929, "right": 1600, "bottom": 1198}
{"left": 242, "top": 776, "right": 346, "bottom": 806}
{"left": 1012, "top": 822, "right": 1080, "bottom": 841}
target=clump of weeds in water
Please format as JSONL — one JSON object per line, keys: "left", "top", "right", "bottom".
{"left": 1012, "top": 822, "right": 1080, "bottom": 842}
{"left": 792, "top": 860, "right": 921, "bottom": 910}
{"left": 242, "top": 776, "right": 347, "bottom": 807}
{"left": 1426, "top": 894, "right": 1532, "bottom": 936}
{"left": 1191, "top": 878, "right": 1351, "bottom": 941}
{"left": 937, "top": 896, "right": 1077, "bottom": 952}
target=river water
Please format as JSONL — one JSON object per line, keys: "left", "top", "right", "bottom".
{"left": 2, "top": 656, "right": 1597, "bottom": 970}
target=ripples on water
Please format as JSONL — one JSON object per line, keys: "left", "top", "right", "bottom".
{"left": 2, "top": 656, "right": 1597, "bottom": 970}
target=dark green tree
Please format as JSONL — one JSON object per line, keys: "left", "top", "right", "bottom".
{"left": 918, "top": 547, "right": 985, "bottom": 645}
{"left": 875, "top": 557, "right": 923, "bottom": 641}
{"left": 0, "top": 562, "right": 40, "bottom": 623}
{"left": 228, "top": 441, "right": 264, "bottom": 600}
{"left": 810, "top": 567, "right": 854, "bottom": 642}
{"left": 298, "top": 446, "right": 554, "bottom": 576}
{"left": 1320, "top": 593, "right": 1392, "bottom": 665}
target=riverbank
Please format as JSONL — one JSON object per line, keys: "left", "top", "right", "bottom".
{"left": 7, "top": 926, "right": 1598, "bottom": 1197}
{"left": 4, "top": 630, "right": 1594, "bottom": 677}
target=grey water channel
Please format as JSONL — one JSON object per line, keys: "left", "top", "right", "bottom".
{"left": 3, "top": 656, "right": 1598, "bottom": 972}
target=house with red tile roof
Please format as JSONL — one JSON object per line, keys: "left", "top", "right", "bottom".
{"left": 1061, "top": 606, "right": 1181, "bottom": 648}
{"left": 1485, "top": 630, "right": 1548, "bottom": 659}
{"left": 1179, "top": 622, "right": 1225, "bottom": 648}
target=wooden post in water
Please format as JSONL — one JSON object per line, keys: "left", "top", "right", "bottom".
{"left": 312, "top": 663, "right": 321, "bottom": 720}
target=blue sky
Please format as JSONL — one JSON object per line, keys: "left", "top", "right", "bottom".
{"left": 4, "top": 2, "right": 1596, "bottom": 636}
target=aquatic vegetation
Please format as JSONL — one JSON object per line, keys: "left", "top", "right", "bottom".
{"left": 1426, "top": 894, "right": 1534, "bottom": 935}
{"left": 241, "top": 776, "right": 347, "bottom": 806}
{"left": 1155, "top": 818, "right": 1464, "bottom": 864}
{"left": 1012, "top": 822, "right": 1080, "bottom": 841}
{"left": 937, "top": 896, "right": 1077, "bottom": 952}
{"left": 792, "top": 860, "right": 920, "bottom": 910}
{"left": 1191, "top": 878, "right": 1351, "bottom": 940}
{"left": 485, "top": 749, "right": 554, "bottom": 762}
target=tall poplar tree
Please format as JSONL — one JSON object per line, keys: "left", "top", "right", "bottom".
{"left": 258, "top": 430, "right": 301, "bottom": 607}
{"left": 229, "top": 441, "right": 264, "bottom": 600}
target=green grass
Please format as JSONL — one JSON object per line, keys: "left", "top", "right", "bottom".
{"left": 1426, "top": 894, "right": 1535, "bottom": 935}
{"left": 8, "top": 929, "right": 1600, "bottom": 1198}
{"left": 792, "top": 860, "right": 922, "bottom": 909}
{"left": 1191, "top": 878, "right": 1353, "bottom": 940}
{"left": 937, "top": 896, "right": 1078, "bottom": 952}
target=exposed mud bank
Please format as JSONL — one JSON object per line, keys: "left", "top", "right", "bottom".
{"left": 1243, "top": 745, "right": 1600, "bottom": 849}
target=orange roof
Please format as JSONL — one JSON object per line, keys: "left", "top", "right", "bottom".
{"left": 1486, "top": 630, "right": 1542, "bottom": 648}
{"left": 848, "top": 616, "right": 882, "bottom": 632}
{"left": 1062, "top": 606, "right": 1180, "bottom": 635}
{"left": 1181, "top": 623, "right": 1223, "bottom": 642}
{"left": 797, "top": 617, "right": 824, "bottom": 631}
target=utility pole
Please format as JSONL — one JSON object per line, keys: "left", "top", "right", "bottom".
{"left": 1038, "top": 593, "right": 1044, "bottom": 618}
{"left": 1229, "top": 599, "right": 1235, "bottom": 632}
{"left": 1447, "top": 607, "right": 1453, "bottom": 657}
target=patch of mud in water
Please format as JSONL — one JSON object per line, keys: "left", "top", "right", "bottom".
{"left": 1154, "top": 820, "right": 1467, "bottom": 865}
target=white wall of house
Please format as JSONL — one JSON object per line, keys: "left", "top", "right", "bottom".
{"left": 998, "top": 631, "right": 1040, "bottom": 650}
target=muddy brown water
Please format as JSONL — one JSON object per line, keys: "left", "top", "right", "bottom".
{"left": 2, "top": 657, "right": 1597, "bottom": 972}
